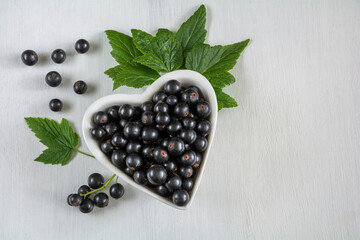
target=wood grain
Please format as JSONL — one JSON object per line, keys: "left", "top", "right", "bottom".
{"left": 0, "top": 0, "right": 359, "bottom": 239}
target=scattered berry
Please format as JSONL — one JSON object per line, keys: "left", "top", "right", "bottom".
{"left": 172, "top": 189, "right": 189, "bottom": 206}
{"left": 21, "top": 50, "right": 38, "bottom": 66}
{"left": 73, "top": 80, "right": 87, "bottom": 94}
{"left": 75, "top": 39, "right": 90, "bottom": 54}
{"left": 51, "top": 49, "right": 66, "bottom": 64}
{"left": 49, "top": 98, "right": 63, "bottom": 112}
{"left": 45, "top": 71, "right": 62, "bottom": 87}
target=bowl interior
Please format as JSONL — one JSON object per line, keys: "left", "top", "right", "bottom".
{"left": 82, "top": 70, "right": 218, "bottom": 210}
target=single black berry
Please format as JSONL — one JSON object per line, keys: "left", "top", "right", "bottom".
{"left": 78, "top": 185, "right": 91, "bottom": 197}
{"left": 156, "top": 185, "right": 171, "bottom": 197}
{"left": 182, "top": 117, "right": 197, "bottom": 129}
{"left": 179, "top": 166, "right": 194, "bottom": 178}
{"left": 79, "top": 198, "right": 94, "bottom": 213}
{"left": 100, "top": 139, "right": 114, "bottom": 155}
{"left": 141, "top": 126, "right": 159, "bottom": 143}
{"left": 195, "top": 101, "right": 211, "bottom": 118}
{"left": 94, "top": 192, "right": 109, "bottom": 208}
{"left": 111, "top": 132, "right": 128, "bottom": 148}
{"left": 147, "top": 165, "right": 168, "bottom": 185}
{"left": 93, "top": 111, "right": 109, "bottom": 126}
{"left": 67, "top": 194, "right": 73, "bottom": 206}
{"left": 107, "top": 105, "right": 120, "bottom": 122}
{"left": 133, "top": 170, "right": 148, "bottom": 185}
{"left": 69, "top": 193, "right": 83, "bottom": 206}
{"left": 155, "top": 112, "right": 171, "bottom": 126}
{"left": 125, "top": 153, "right": 143, "bottom": 170}
{"left": 124, "top": 167, "right": 134, "bottom": 177}
{"left": 166, "top": 95, "right": 178, "bottom": 106}
{"left": 123, "top": 122, "right": 142, "bottom": 139}
{"left": 126, "top": 140, "right": 142, "bottom": 154}
{"left": 166, "top": 120, "right": 182, "bottom": 136}
{"left": 119, "top": 119, "right": 128, "bottom": 129}
{"left": 193, "top": 152, "right": 202, "bottom": 168}
{"left": 49, "top": 99, "right": 63, "bottom": 112}
{"left": 111, "top": 149, "right": 127, "bottom": 168}
{"left": 110, "top": 183, "right": 125, "bottom": 199}
{"left": 141, "top": 111, "right": 155, "bottom": 126}
{"left": 192, "top": 136, "right": 208, "bottom": 152}
{"left": 75, "top": 39, "right": 90, "bottom": 54}
{"left": 141, "top": 101, "right": 154, "bottom": 112}
{"left": 181, "top": 88, "right": 199, "bottom": 105}
{"left": 188, "top": 85, "right": 200, "bottom": 93}
{"left": 179, "top": 129, "right": 197, "bottom": 144}
{"left": 119, "top": 104, "right": 135, "bottom": 120}
{"left": 172, "top": 189, "right": 189, "bottom": 206}
{"left": 167, "top": 137, "right": 185, "bottom": 156}
{"left": 152, "top": 91, "right": 167, "bottom": 103}
{"left": 179, "top": 150, "right": 196, "bottom": 166}
{"left": 173, "top": 102, "right": 190, "bottom": 118}
{"left": 182, "top": 178, "right": 194, "bottom": 191}
{"left": 73, "top": 80, "right": 87, "bottom": 94}
{"left": 154, "top": 102, "right": 169, "bottom": 114}
{"left": 153, "top": 146, "right": 169, "bottom": 163}
{"left": 45, "top": 71, "right": 62, "bottom": 87}
{"left": 163, "top": 161, "right": 177, "bottom": 173}
{"left": 104, "top": 122, "right": 120, "bottom": 138}
{"left": 90, "top": 126, "right": 106, "bottom": 141}
{"left": 142, "top": 145, "right": 154, "bottom": 160}
{"left": 165, "top": 174, "right": 182, "bottom": 192}
{"left": 21, "top": 50, "right": 38, "bottom": 66}
{"left": 164, "top": 79, "right": 181, "bottom": 95}
{"left": 88, "top": 173, "right": 105, "bottom": 189}
{"left": 160, "top": 138, "right": 170, "bottom": 148}
{"left": 196, "top": 119, "right": 211, "bottom": 136}
{"left": 51, "top": 49, "right": 66, "bottom": 64}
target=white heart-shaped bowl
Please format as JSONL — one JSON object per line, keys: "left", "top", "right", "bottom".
{"left": 82, "top": 70, "right": 217, "bottom": 210}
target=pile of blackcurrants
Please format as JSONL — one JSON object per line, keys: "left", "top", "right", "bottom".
{"left": 90, "top": 79, "right": 212, "bottom": 207}
{"left": 67, "top": 173, "right": 125, "bottom": 213}
{"left": 21, "top": 39, "right": 90, "bottom": 112}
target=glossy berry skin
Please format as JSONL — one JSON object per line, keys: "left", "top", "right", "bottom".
{"left": 165, "top": 174, "right": 182, "bottom": 192}
{"left": 147, "top": 165, "right": 168, "bottom": 185}
{"left": 160, "top": 138, "right": 170, "bottom": 148}
{"left": 193, "top": 152, "right": 202, "bottom": 168}
{"left": 166, "top": 120, "right": 183, "bottom": 136}
{"left": 111, "top": 132, "right": 128, "bottom": 148}
{"left": 154, "top": 102, "right": 169, "bottom": 113}
{"left": 123, "top": 122, "right": 142, "bottom": 139}
{"left": 141, "top": 126, "right": 159, "bottom": 143}
{"left": 88, "top": 173, "right": 105, "bottom": 189}
{"left": 124, "top": 167, "right": 134, "bottom": 177}
{"left": 49, "top": 99, "right": 63, "bottom": 112}
{"left": 153, "top": 146, "right": 169, "bottom": 163}
{"left": 163, "top": 161, "right": 177, "bottom": 173}
{"left": 184, "top": 144, "right": 191, "bottom": 150}
{"left": 188, "top": 85, "right": 200, "bottom": 93}
{"left": 21, "top": 50, "right": 38, "bottom": 66}
{"left": 181, "top": 88, "right": 199, "bottom": 105}
{"left": 73, "top": 80, "right": 87, "bottom": 94}
{"left": 133, "top": 106, "right": 142, "bottom": 119}
{"left": 119, "top": 104, "right": 135, "bottom": 120}
{"left": 111, "top": 149, "right": 127, "bottom": 168}
{"left": 167, "top": 137, "right": 185, "bottom": 156}
{"left": 69, "top": 193, "right": 83, "bottom": 206}
{"left": 196, "top": 119, "right": 211, "bottom": 136}
{"left": 179, "top": 150, "right": 196, "bottom": 166}
{"left": 78, "top": 185, "right": 91, "bottom": 196}
{"left": 100, "top": 139, "right": 114, "bottom": 155}
{"left": 67, "top": 194, "right": 73, "bottom": 206}
{"left": 166, "top": 95, "right": 178, "bottom": 106}
{"left": 75, "top": 39, "right": 90, "bottom": 54}
{"left": 156, "top": 185, "right": 171, "bottom": 197}
{"left": 94, "top": 192, "right": 109, "bottom": 208}
{"left": 164, "top": 79, "right": 182, "bottom": 95}
{"left": 179, "top": 129, "right": 197, "bottom": 144}
{"left": 142, "top": 145, "right": 154, "bottom": 160}
{"left": 156, "top": 112, "right": 171, "bottom": 126}
{"left": 79, "top": 198, "right": 94, "bottom": 213}
{"left": 93, "top": 111, "right": 109, "bottom": 126}
{"left": 172, "top": 189, "right": 190, "bottom": 206}
{"left": 141, "top": 101, "right": 154, "bottom": 112}
{"left": 90, "top": 126, "right": 106, "bottom": 141}
{"left": 110, "top": 183, "right": 125, "bottom": 199}
{"left": 152, "top": 91, "right": 167, "bottom": 103}
{"left": 182, "top": 117, "right": 197, "bottom": 129}
{"left": 119, "top": 119, "right": 128, "bottom": 129}
{"left": 107, "top": 106, "right": 120, "bottom": 122}
{"left": 133, "top": 170, "right": 148, "bottom": 185}
{"left": 51, "top": 49, "right": 66, "bottom": 64}
{"left": 125, "top": 153, "right": 143, "bottom": 170}
{"left": 182, "top": 178, "right": 194, "bottom": 191}
{"left": 126, "top": 140, "right": 142, "bottom": 154}
{"left": 141, "top": 111, "right": 155, "bottom": 126}
{"left": 173, "top": 102, "right": 190, "bottom": 118}
{"left": 179, "top": 166, "right": 194, "bottom": 178}
{"left": 192, "top": 136, "right": 208, "bottom": 152}
{"left": 195, "top": 101, "right": 211, "bottom": 118}
{"left": 104, "top": 122, "right": 120, "bottom": 138}
{"left": 45, "top": 71, "right": 62, "bottom": 87}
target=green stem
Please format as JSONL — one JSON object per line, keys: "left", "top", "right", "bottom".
{"left": 80, "top": 174, "right": 116, "bottom": 198}
{"left": 73, "top": 149, "right": 95, "bottom": 159}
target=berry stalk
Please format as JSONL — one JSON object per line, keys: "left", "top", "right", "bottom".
{"left": 80, "top": 174, "right": 116, "bottom": 198}
{"left": 73, "top": 149, "right": 95, "bottom": 159}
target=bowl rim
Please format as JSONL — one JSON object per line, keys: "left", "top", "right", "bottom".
{"left": 82, "top": 70, "right": 218, "bottom": 210}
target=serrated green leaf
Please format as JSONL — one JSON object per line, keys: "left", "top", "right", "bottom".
{"left": 207, "top": 40, "right": 250, "bottom": 72}
{"left": 185, "top": 44, "right": 224, "bottom": 73}
{"left": 105, "top": 65, "right": 123, "bottom": 79}
{"left": 175, "top": 5, "right": 207, "bottom": 53}
{"left": 214, "top": 88, "right": 238, "bottom": 111}
{"left": 132, "top": 29, "right": 183, "bottom": 72}
{"left": 113, "top": 65, "right": 160, "bottom": 90}
{"left": 203, "top": 71, "right": 235, "bottom": 88}
{"left": 25, "top": 118, "right": 79, "bottom": 165}
{"left": 156, "top": 29, "right": 175, "bottom": 42}
{"left": 105, "top": 30, "right": 142, "bottom": 67}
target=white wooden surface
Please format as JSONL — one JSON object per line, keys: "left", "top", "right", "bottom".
{"left": 0, "top": 0, "right": 359, "bottom": 239}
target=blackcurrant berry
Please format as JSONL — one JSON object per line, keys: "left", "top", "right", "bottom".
{"left": 124, "top": 167, "right": 134, "bottom": 177}
{"left": 78, "top": 185, "right": 91, "bottom": 196}
{"left": 174, "top": 102, "right": 190, "bottom": 118}
{"left": 193, "top": 152, "right": 202, "bottom": 168}
{"left": 100, "top": 139, "right": 114, "bottom": 155}
{"left": 125, "top": 153, "right": 143, "bottom": 170}
{"left": 75, "top": 39, "right": 90, "bottom": 54}
{"left": 179, "top": 150, "right": 196, "bottom": 166}
{"left": 69, "top": 193, "right": 83, "bottom": 206}
{"left": 79, "top": 198, "right": 94, "bottom": 213}
{"left": 45, "top": 71, "right": 62, "bottom": 87}
{"left": 110, "top": 183, "right": 125, "bottom": 199}
{"left": 147, "top": 165, "right": 168, "bottom": 185}
{"left": 153, "top": 146, "right": 169, "bottom": 163}
{"left": 142, "top": 145, "right": 154, "bottom": 160}
{"left": 67, "top": 194, "right": 73, "bottom": 206}
{"left": 21, "top": 50, "right": 38, "bottom": 66}
{"left": 160, "top": 138, "right": 170, "bottom": 148}
{"left": 166, "top": 120, "right": 183, "bottom": 136}
{"left": 88, "top": 173, "right": 105, "bottom": 189}
{"left": 192, "top": 136, "right": 208, "bottom": 152}
{"left": 181, "top": 88, "right": 199, "bottom": 105}
{"left": 111, "top": 132, "right": 128, "bottom": 148}
{"left": 164, "top": 79, "right": 181, "bottom": 95}
{"left": 141, "top": 111, "right": 155, "bottom": 126}
{"left": 119, "top": 119, "right": 129, "bottom": 129}
{"left": 179, "top": 129, "right": 197, "bottom": 144}
{"left": 104, "top": 122, "right": 120, "bottom": 138}
{"left": 141, "top": 126, "right": 159, "bottom": 143}
{"left": 51, "top": 49, "right": 66, "bottom": 64}
{"left": 167, "top": 137, "right": 185, "bottom": 156}
{"left": 93, "top": 111, "right": 109, "bottom": 126}
{"left": 94, "top": 192, "right": 109, "bottom": 208}
{"left": 156, "top": 185, "right": 171, "bottom": 197}
{"left": 152, "top": 91, "right": 167, "bottom": 103}
{"left": 73, "top": 80, "right": 87, "bottom": 94}
{"left": 154, "top": 102, "right": 169, "bottom": 113}
{"left": 163, "top": 161, "right": 178, "bottom": 173}
{"left": 182, "top": 117, "right": 197, "bottom": 129}
{"left": 107, "top": 105, "right": 120, "bottom": 122}
{"left": 119, "top": 104, "right": 135, "bottom": 120}
{"left": 111, "top": 149, "right": 127, "bottom": 168}
{"left": 165, "top": 174, "right": 182, "bottom": 192}
{"left": 182, "top": 178, "right": 194, "bottom": 191}
{"left": 123, "top": 122, "right": 142, "bottom": 139}
{"left": 187, "top": 85, "right": 200, "bottom": 93}
{"left": 165, "top": 95, "right": 178, "bottom": 106}
{"left": 49, "top": 98, "right": 63, "bottom": 112}
{"left": 125, "top": 140, "right": 142, "bottom": 154}
{"left": 196, "top": 119, "right": 211, "bottom": 136}
{"left": 172, "top": 189, "right": 189, "bottom": 206}
{"left": 141, "top": 101, "right": 154, "bottom": 112}
{"left": 155, "top": 112, "right": 171, "bottom": 126}
{"left": 179, "top": 166, "right": 194, "bottom": 178}
{"left": 195, "top": 101, "right": 211, "bottom": 118}
{"left": 133, "top": 170, "right": 148, "bottom": 185}
{"left": 90, "top": 126, "right": 106, "bottom": 141}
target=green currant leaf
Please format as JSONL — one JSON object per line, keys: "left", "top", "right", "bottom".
{"left": 185, "top": 44, "right": 224, "bottom": 73}
{"left": 156, "top": 28, "right": 175, "bottom": 42}
{"left": 214, "top": 88, "right": 238, "bottom": 111}
{"left": 202, "top": 71, "right": 235, "bottom": 89}
{"left": 105, "top": 65, "right": 123, "bottom": 79}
